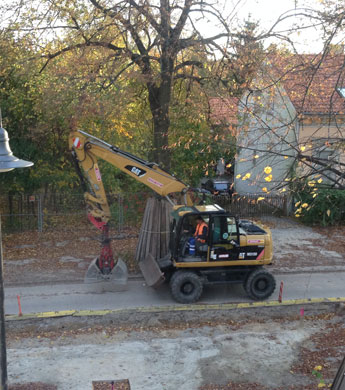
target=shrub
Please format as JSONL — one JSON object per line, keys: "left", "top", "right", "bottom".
{"left": 294, "top": 188, "right": 345, "bottom": 226}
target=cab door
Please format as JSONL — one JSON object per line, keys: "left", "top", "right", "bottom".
{"left": 209, "top": 215, "right": 240, "bottom": 261}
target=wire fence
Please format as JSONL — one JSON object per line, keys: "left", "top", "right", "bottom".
{"left": 0, "top": 191, "right": 289, "bottom": 234}
{"left": 0, "top": 192, "right": 151, "bottom": 234}
{"left": 213, "top": 193, "right": 290, "bottom": 218}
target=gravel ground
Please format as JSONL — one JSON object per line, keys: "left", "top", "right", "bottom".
{"left": 6, "top": 304, "right": 345, "bottom": 390}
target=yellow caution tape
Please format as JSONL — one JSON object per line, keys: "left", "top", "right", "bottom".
{"left": 6, "top": 297, "right": 345, "bottom": 321}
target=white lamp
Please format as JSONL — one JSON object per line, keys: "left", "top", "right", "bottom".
{"left": 0, "top": 125, "right": 33, "bottom": 172}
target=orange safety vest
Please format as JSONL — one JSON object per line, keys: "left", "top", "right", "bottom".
{"left": 194, "top": 222, "right": 208, "bottom": 243}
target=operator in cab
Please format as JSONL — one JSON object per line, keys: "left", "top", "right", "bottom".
{"left": 194, "top": 215, "right": 208, "bottom": 252}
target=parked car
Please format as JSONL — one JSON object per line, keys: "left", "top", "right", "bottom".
{"left": 201, "top": 178, "right": 233, "bottom": 196}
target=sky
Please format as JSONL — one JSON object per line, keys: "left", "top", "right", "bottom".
{"left": 1, "top": 0, "right": 342, "bottom": 54}
{"left": 198, "top": 0, "right": 337, "bottom": 54}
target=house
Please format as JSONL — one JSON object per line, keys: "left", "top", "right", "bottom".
{"left": 211, "top": 52, "right": 345, "bottom": 194}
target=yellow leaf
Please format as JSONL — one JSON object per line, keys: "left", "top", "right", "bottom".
{"left": 254, "top": 155, "right": 260, "bottom": 159}
{"left": 257, "top": 197, "right": 265, "bottom": 201}
{"left": 300, "top": 145, "right": 306, "bottom": 151}
{"left": 262, "top": 187, "right": 268, "bottom": 193}
{"left": 318, "top": 384, "right": 326, "bottom": 388}
{"left": 317, "top": 178, "right": 323, "bottom": 183}
{"left": 264, "top": 174, "right": 272, "bottom": 182}
{"left": 302, "top": 203, "right": 308, "bottom": 208}
{"left": 242, "top": 173, "right": 251, "bottom": 180}
{"left": 284, "top": 156, "right": 289, "bottom": 159}
{"left": 236, "top": 174, "right": 241, "bottom": 179}
{"left": 226, "top": 163, "right": 232, "bottom": 168}
{"left": 326, "top": 209, "right": 331, "bottom": 217}
{"left": 264, "top": 166, "right": 272, "bottom": 174}
{"left": 285, "top": 178, "right": 291, "bottom": 181}
{"left": 313, "top": 193, "right": 317, "bottom": 198}
{"left": 295, "top": 214, "right": 301, "bottom": 218}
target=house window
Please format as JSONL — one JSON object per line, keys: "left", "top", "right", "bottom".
{"left": 312, "top": 144, "right": 339, "bottom": 183}
{"left": 253, "top": 150, "right": 257, "bottom": 166}
{"left": 336, "top": 87, "right": 345, "bottom": 98}
{"left": 252, "top": 90, "right": 263, "bottom": 97}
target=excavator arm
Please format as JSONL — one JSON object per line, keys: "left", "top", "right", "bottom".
{"left": 69, "top": 130, "right": 192, "bottom": 220}
{"left": 69, "top": 130, "right": 192, "bottom": 279}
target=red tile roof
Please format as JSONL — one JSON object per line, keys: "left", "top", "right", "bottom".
{"left": 209, "top": 53, "right": 345, "bottom": 123}
{"left": 266, "top": 53, "right": 345, "bottom": 115}
{"left": 209, "top": 97, "right": 239, "bottom": 125}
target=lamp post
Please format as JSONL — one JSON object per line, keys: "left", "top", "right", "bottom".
{"left": 0, "top": 119, "right": 33, "bottom": 390}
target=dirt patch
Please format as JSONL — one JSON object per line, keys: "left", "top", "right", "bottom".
{"left": 3, "top": 227, "right": 139, "bottom": 285}
{"left": 3, "top": 217, "right": 345, "bottom": 286}
{"left": 9, "top": 383, "right": 57, "bottom": 390}
{"left": 92, "top": 380, "right": 131, "bottom": 390}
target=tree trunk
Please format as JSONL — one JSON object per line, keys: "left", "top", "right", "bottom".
{"left": 152, "top": 103, "right": 171, "bottom": 170}
{"left": 148, "top": 81, "right": 172, "bottom": 170}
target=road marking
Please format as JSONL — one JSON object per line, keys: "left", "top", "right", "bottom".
{"left": 6, "top": 297, "right": 345, "bottom": 321}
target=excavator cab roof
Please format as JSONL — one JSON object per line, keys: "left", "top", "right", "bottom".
{"left": 171, "top": 204, "right": 226, "bottom": 223}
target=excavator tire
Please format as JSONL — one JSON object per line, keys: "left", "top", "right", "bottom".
{"left": 244, "top": 268, "right": 276, "bottom": 300}
{"left": 170, "top": 270, "right": 203, "bottom": 304}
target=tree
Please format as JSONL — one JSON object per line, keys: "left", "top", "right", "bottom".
{"left": 2, "top": 0, "right": 238, "bottom": 169}
{"left": 208, "top": 18, "right": 265, "bottom": 99}
{"left": 0, "top": 33, "right": 39, "bottom": 194}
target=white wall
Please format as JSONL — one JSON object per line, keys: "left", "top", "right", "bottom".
{"left": 235, "top": 77, "right": 298, "bottom": 194}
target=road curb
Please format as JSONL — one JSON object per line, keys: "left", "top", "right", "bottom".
{"left": 6, "top": 297, "right": 345, "bottom": 322}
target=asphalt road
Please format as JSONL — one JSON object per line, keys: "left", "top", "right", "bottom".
{"left": 4, "top": 270, "right": 345, "bottom": 315}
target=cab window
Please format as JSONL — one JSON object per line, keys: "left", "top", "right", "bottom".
{"left": 212, "top": 216, "right": 237, "bottom": 244}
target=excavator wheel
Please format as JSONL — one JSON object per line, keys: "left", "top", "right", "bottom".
{"left": 170, "top": 270, "right": 203, "bottom": 304}
{"left": 244, "top": 268, "right": 276, "bottom": 300}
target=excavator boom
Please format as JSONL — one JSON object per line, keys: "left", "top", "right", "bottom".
{"left": 69, "top": 130, "right": 191, "bottom": 284}
{"left": 70, "top": 130, "right": 189, "bottom": 209}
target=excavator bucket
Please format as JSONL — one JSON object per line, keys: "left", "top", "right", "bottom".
{"left": 139, "top": 253, "right": 165, "bottom": 288}
{"left": 84, "top": 257, "right": 128, "bottom": 292}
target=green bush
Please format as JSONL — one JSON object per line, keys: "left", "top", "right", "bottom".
{"left": 295, "top": 189, "right": 345, "bottom": 226}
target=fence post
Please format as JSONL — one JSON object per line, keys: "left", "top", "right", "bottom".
{"left": 37, "top": 194, "right": 43, "bottom": 233}
{"left": 117, "top": 194, "right": 124, "bottom": 233}
{"left": 283, "top": 194, "right": 292, "bottom": 217}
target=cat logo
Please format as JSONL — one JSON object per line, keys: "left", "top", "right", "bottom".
{"left": 125, "top": 165, "right": 146, "bottom": 177}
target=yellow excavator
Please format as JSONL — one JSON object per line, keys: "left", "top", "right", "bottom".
{"left": 69, "top": 130, "right": 276, "bottom": 303}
